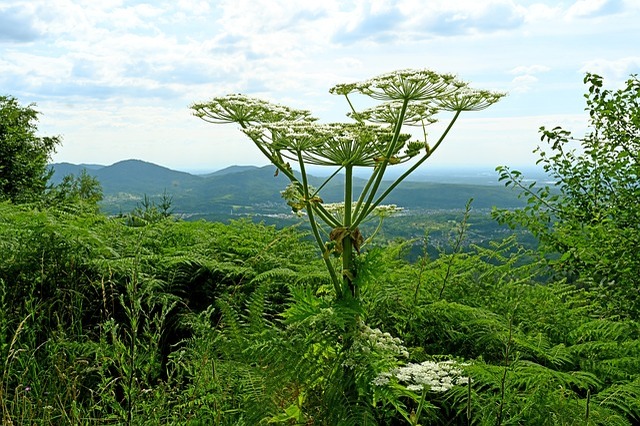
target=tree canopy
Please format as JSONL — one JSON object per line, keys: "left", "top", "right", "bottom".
{"left": 0, "top": 95, "right": 61, "bottom": 203}
{"left": 495, "top": 73, "right": 640, "bottom": 318}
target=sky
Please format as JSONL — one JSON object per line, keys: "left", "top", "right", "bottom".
{"left": 1, "top": 0, "right": 639, "bottom": 173}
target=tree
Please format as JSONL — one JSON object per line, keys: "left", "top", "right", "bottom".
{"left": 47, "top": 168, "right": 103, "bottom": 210}
{"left": 0, "top": 95, "right": 61, "bottom": 203}
{"left": 494, "top": 73, "right": 640, "bottom": 318}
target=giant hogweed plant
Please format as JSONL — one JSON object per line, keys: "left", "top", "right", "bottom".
{"left": 193, "top": 69, "right": 504, "bottom": 301}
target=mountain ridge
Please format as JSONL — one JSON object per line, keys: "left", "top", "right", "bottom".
{"left": 49, "top": 159, "right": 526, "bottom": 216}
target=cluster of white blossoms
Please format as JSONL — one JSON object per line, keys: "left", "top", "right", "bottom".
{"left": 191, "top": 94, "right": 314, "bottom": 125}
{"left": 359, "top": 325, "right": 410, "bottom": 358}
{"left": 349, "top": 100, "right": 439, "bottom": 127}
{"left": 329, "top": 69, "right": 464, "bottom": 101}
{"left": 244, "top": 121, "right": 411, "bottom": 167}
{"left": 329, "top": 69, "right": 505, "bottom": 113}
{"left": 321, "top": 203, "right": 403, "bottom": 222}
{"left": 435, "top": 89, "right": 506, "bottom": 112}
{"left": 344, "top": 324, "right": 409, "bottom": 368}
{"left": 373, "top": 360, "right": 470, "bottom": 393}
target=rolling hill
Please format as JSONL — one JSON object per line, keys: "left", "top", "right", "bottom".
{"left": 49, "top": 160, "right": 526, "bottom": 217}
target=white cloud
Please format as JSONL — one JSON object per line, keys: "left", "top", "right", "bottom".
{"left": 509, "top": 65, "right": 551, "bottom": 75}
{"left": 521, "top": 3, "right": 562, "bottom": 22}
{"left": 0, "top": 5, "right": 43, "bottom": 42}
{"left": 511, "top": 75, "right": 539, "bottom": 93}
{"left": 566, "top": 0, "right": 624, "bottom": 18}
{"left": 580, "top": 57, "right": 640, "bottom": 84}
{"left": 508, "top": 64, "right": 550, "bottom": 93}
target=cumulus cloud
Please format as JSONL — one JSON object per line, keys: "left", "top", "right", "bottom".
{"left": 427, "top": 2, "right": 525, "bottom": 35}
{"left": 331, "top": 0, "right": 527, "bottom": 43}
{"left": 396, "top": 0, "right": 526, "bottom": 39}
{"left": 0, "top": 6, "right": 42, "bottom": 42}
{"left": 509, "top": 65, "right": 551, "bottom": 75}
{"left": 509, "top": 64, "right": 551, "bottom": 93}
{"left": 580, "top": 57, "right": 640, "bottom": 84}
{"left": 566, "top": 0, "right": 624, "bottom": 19}
{"left": 332, "top": 2, "right": 405, "bottom": 44}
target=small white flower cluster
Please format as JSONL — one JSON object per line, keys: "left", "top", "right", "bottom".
{"left": 373, "top": 360, "right": 470, "bottom": 393}
{"left": 329, "top": 68, "right": 508, "bottom": 115}
{"left": 344, "top": 324, "right": 409, "bottom": 368}
{"left": 360, "top": 325, "right": 410, "bottom": 358}
{"left": 330, "top": 69, "right": 464, "bottom": 101}
{"left": 192, "top": 94, "right": 314, "bottom": 125}
{"left": 351, "top": 101, "right": 439, "bottom": 127}
{"left": 435, "top": 89, "right": 506, "bottom": 112}
{"left": 245, "top": 121, "right": 403, "bottom": 167}
{"left": 321, "top": 203, "right": 403, "bottom": 221}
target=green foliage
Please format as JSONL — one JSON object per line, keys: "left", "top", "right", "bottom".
{"left": 125, "top": 191, "right": 174, "bottom": 226}
{"left": 0, "top": 202, "right": 323, "bottom": 424}
{"left": 0, "top": 95, "right": 61, "bottom": 203}
{"left": 494, "top": 73, "right": 640, "bottom": 318}
{"left": 3, "top": 194, "right": 640, "bottom": 423}
{"left": 47, "top": 168, "right": 103, "bottom": 212}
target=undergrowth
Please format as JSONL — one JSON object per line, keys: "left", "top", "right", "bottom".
{"left": 1, "top": 202, "right": 640, "bottom": 424}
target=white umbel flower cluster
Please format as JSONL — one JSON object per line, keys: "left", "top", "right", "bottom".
{"left": 323, "top": 203, "right": 403, "bottom": 221}
{"left": 373, "top": 359, "right": 470, "bottom": 393}
{"left": 344, "top": 324, "right": 409, "bottom": 368}
{"left": 359, "top": 325, "right": 410, "bottom": 358}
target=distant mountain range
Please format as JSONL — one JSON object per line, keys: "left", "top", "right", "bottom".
{"left": 49, "top": 159, "right": 529, "bottom": 218}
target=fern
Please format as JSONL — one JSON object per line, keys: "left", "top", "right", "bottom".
{"left": 592, "top": 378, "right": 640, "bottom": 422}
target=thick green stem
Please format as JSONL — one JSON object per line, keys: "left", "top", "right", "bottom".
{"left": 352, "top": 165, "right": 382, "bottom": 222}
{"left": 297, "top": 150, "right": 341, "bottom": 296}
{"left": 356, "top": 110, "right": 462, "bottom": 226}
{"left": 342, "top": 165, "right": 356, "bottom": 298}
{"left": 353, "top": 99, "right": 409, "bottom": 226}
{"left": 310, "top": 167, "right": 344, "bottom": 228}
{"left": 310, "top": 207, "right": 341, "bottom": 297}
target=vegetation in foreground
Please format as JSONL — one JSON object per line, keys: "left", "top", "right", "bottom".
{"left": 0, "top": 71, "right": 639, "bottom": 424}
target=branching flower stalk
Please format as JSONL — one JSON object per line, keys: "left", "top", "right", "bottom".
{"left": 192, "top": 69, "right": 504, "bottom": 300}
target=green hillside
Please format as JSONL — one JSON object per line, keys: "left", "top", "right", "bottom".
{"left": 50, "top": 160, "right": 526, "bottom": 216}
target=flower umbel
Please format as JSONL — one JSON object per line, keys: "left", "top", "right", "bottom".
{"left": 435, "top": 89, "right": 506, "bottom": 112}
{"left": 373, "top": 359, "right": 470, "bottom": 393}
{"left": 344, "top": 323, "right": 409, "bottom": 368}
{"left": 246, "top": 121, "right": 413, "bottom": 167}
{"left": 330, "top": 69, "right": 465, "bottom": 101}
{"left": 350, "top": 101, "right": 439, "bottom": 127}
{"left": 191, "top": 94, "right": 315, "bottom": 125}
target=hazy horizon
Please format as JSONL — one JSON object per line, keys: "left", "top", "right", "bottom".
{"left": 50, "top": 158, "right": 550, "bottom": 186}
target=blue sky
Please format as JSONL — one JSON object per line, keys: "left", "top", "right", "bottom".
{"left": 1, "top": 0, "right": 638, "bottom": 172}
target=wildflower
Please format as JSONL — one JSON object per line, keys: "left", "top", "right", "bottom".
{"left": 343, "top": 323, "right": 409, "bottom": 368}
{"left": 350, "top": 101, "right": 439, "bottom": 127}
{"left": 435, "top": 89, "right": 506, "bottom": 112}
{"left": 191, "top": 94, "right": 315, "bottom": 125}
{"left": 373, "top": 359, "right": 470, "bottom": 393}
{"left": 330, "top": 69, "right": 465, "bottom": 102}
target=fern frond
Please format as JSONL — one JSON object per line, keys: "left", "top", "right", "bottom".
{"left": 592, "top": 378, "right": 640, "bottom": 423}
